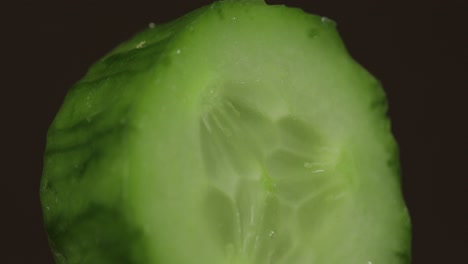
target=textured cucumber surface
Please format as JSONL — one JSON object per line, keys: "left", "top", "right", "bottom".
{"left": 41, "top": 0, "right": 411, "bottom": 263}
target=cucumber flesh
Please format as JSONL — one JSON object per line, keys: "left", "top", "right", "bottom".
{"left": 41, "top": 1, "right": 411, "bottom": 263}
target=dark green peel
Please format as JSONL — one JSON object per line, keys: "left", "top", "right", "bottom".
{"left": 41, "top": 1, "right": 411, "bottom": 263}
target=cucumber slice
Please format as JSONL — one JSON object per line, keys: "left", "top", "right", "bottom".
{"left": 41, "top": 1, "right": 411, "bottom": 263}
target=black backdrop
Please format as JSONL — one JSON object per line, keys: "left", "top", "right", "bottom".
{"left": 3, "top": 0, "right": 467, "bottom": 263}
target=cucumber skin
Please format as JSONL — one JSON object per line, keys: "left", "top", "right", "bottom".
{"left": 41, "top": 1, "right": 411, "bottom": 263}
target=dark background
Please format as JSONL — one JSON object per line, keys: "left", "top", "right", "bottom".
{"left": 3, "top": 0, "right": 467, "bottom": 263}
